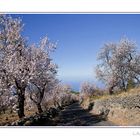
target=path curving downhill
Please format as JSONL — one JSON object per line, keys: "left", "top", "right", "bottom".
{"left": 52, "top": 102, "right": 116, "bottom": 126}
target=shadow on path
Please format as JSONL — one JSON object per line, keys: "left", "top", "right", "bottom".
{"left": 52, "top": 102, "right": 115, "bottom": 126}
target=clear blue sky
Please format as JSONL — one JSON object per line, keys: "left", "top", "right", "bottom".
{"left": 12, "top": 14, "right": 140, "bottom": 87}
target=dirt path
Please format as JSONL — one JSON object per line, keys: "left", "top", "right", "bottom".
{"left": 52, "top": 102, "right": 116, "bottom": 126}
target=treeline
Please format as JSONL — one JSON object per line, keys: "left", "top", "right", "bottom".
{"left": 0, "top": 15, "right": 76, "bottom": 119}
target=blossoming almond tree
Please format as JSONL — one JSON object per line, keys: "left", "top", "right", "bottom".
{"left": 80, "top": 82, "right": 96, "bottom": 98}
{"left": 96, "top": 38, "right": 140, "bottom": 94}
{"left": 0, "top": 15, "right": 31, "bottom": 118}
{"left": 0, "top": 15, "right": 59, "bottom": 117}
{"left": 27, "top": 37, "right": 58, "bottom": 113}
{"left": 42, "top": 84, "right": 73, "bottom": 109}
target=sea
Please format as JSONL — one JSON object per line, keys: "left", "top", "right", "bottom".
{"left": 61, "top": 80, "right": 104, "bottom": 92}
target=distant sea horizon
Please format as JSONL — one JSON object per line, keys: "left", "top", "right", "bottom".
{"left": 61, "top": 79, "right": 105, "bottom": 92}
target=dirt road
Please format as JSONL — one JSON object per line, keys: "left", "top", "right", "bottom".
{"left": 52, "top": 102, "right": 116, "bottom": 126}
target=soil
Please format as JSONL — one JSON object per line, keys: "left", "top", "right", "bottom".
{"left": 51, "top": 102, "right": 116, "bottom": 126}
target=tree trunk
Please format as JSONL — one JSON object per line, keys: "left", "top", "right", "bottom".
{"left": 109, "top": 86, "right": 114, "bottom": 95}
{"left": 37, "top": 103, "right": 43, "bottom": 114}
{"left": 122, "top": 81, "right": 126, "bottom": 92}
{"left": 17, "top": 89, "right": 25, "bottom": 118}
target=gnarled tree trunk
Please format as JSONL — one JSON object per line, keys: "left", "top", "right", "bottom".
{"left": 109, "top": 86, "right": 114, "bottom": 95}
{"left": 17, "top": 88, "right": 25, "bottom": 118}
{"left": 37, "top": 103, "right": 43, "bottom": 114}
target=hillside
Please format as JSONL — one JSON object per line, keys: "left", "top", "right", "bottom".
{"left": 81, "top": 88, "right": 140, "bottom": 126}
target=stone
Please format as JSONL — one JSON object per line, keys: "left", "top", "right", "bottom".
{"left": 24, "top": 120, "right": 32, "bottom": 126}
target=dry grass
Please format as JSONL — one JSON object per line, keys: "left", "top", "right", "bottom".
{"left": 81, "top": 87, "right": 140, "bottom": 125}
{"left": 0, "top": 109, "right": 36, "bottom": 126}
{"left": 0, "top": 112, "right": 19, "bottom": 125}
{"left": 89, "top": 87, "right": 140, "bottom": 101}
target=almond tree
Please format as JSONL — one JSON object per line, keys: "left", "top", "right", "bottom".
{"left": 95, "top": 42, "right": 119, "bottom": 94}
{"left": 27, "top": 37, "right": 58, "bottom": 113}
{"left": 96, "top": 38, "right": 140, "bottom": 94}
{"left": 0, "top": 15, "right": 31, "bottom": 118}
{"left": 55, "top": 84, "right": 72, "bottom": 106}
{"left": 0, "top": 15, "right": 60, "bottom": 117}
{"left": 80, "top": 82, "right": 96, "bottom": 97}
{"left": 44, "top": 84, "right": 73, "bottom": 109}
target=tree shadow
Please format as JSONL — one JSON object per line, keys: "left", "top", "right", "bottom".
{"left": 51, "top": 102, "right": 111, "bottom": 126}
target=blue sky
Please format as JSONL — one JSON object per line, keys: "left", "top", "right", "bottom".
{"left": 13, "top": 14, "right": 140, "bottom": 88}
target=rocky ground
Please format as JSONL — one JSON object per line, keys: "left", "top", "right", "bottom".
{"left": 87, "top": 90, "right": 140, "bottom": 126}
